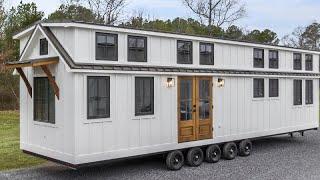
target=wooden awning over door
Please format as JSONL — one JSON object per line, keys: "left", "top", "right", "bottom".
{"left": 4, "top": 57, "right": 60, "bottom": 99}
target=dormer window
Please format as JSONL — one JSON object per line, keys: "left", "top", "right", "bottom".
{"left": 253, "top": 48, "right": 264, "bottom": 68}
{"left": 305, "top": 54, "right": 313, "bottom": 71}
{"left": 40, "top": 38, "right": 48, "bottom": 55}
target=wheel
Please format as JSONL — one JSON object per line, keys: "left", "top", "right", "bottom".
{"left": 166, "top": 150, "right": 184, "bottom": 170}
{"left": 239, "top": 139, "right": 252, "bottom": 156}
{"left": 186, "top": 147, "right": 204, "bottom": 167}
{"left": 222, "top": 142, "right": 237, "bottom": 160}
{"left": 205, "top": 145, "right": 221, "bottom": 163}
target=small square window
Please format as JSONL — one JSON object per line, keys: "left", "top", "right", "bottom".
{"left": 254, "top": 48, "right": 264, "bottom": 68}
{"left": 200, "top": 43, "right": 214, "bottom": 65}
{"left": 177, "top": 40, "right": 193, "bottom": 64}
{"left": 40, "top": 38, "right": 48, "bottom": 55}
{"left": 269, "top": 79, "right": 279, "bottom": 97}
{"left": 293, "top": 53, "right": 302, "bottom": 70}
{"left": 305, "top": 54, "right": 313, "bottom": 71}
{"left": 253, "top": 78, "right": 264, "bottom": 98}
{"left": 96, "top": 33, "right": 118, "bottom": 61}
{"left": 128, "top": 36, "right": 147, "bottom": 62}
{"left": 269, "top": 50, "right": 279, "bottom": 69}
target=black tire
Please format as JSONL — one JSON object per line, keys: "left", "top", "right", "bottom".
{"left": 222, "top": 142, "right": 237, "bottom": 160}
{"left": 186, "top": 147, "right": 204, "bottom": 167}
{"left": 205, "top": 145, "right": 221, "bottom": 163}
{"left": 166, "top": 150, "right": 184, "bottom": 171}
{"left": 239, "top": 139, "right": 252, "bottom": 157}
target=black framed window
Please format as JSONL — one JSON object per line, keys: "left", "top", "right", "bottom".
{"left": 34, "top": 77, "right": 55, "bottom": 124}
{"left": 269, "top": 50, "right": 279, "bottom": 69}
{"left": 200, "top": 43, "right": 214, "bottom": 65}
{"left": 306, "top": 80, "right": 313, "bottom": 104}
{"left": 87, "top": 76, "right": 110, "bottom": 119}
{"left": 128, "top": 36, "right": 147, "bottom": 62}
{"left": 293, "top": 53, "right": 302, "bottom": 70}
{"left": 40, "top": 38, "right": 48, "bottom": 55}
{"left": 253, "top": 48, "right": 264, "bottom": 68}
{"left": 253, "top": 78, "right": 264, "bottom": 98}
{"left": 269, "top": 79, "right": 279, "bottom": 97}
{"left": 135, "top": 77, "right": 154, "bottom": 116}
{"left": 293, "top": 80, "right": 302, "bottom": 105}
{"left": 305, "top": 54, "right": 313, "bottom": 71}
{"left": 96, "top": 32, "right": 118, "bottom": 61}
{"left": 177, "top": 40, "right": 193, "bottom": 64}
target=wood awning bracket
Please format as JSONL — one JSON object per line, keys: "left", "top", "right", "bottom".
{"left": 16, "top": 68, "right": 32, "bottom": 97}
{"left": 40, "top": 65, "right": 60, "bottom": 100}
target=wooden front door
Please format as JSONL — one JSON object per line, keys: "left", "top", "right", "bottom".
{"left": 178, "top": 76, "right": 213, "bottom": 143}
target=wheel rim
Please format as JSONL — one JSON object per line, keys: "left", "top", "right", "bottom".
{"left": 245, "top": 144, "right": 251, "bottom": 153}
{"left": 172, "top": 154, "right": 182, "bottom": 166}
{"left": 193, "top": 152, "right": 202, "bottom": 163}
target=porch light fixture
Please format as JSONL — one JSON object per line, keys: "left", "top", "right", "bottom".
{"left": 217, "top": 78, "right": 225, "bottom": 88}
{"left": 166, "top": 78, "right": 175, "bottom": 88}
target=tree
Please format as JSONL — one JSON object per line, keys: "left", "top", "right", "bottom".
{"left": 48, "top": 4, "right": 103, "bottom": 23}
{"left": 0, "top": 2, "right": 44, "bottom": 109}
{"left": 84, "top": 0, "right": 126, "bottom": 25}
{"left": 182, "top": 0, "right": 246, "bottom": 27}
{"left": 245, "top": 29, "right": 279, "bottom": 45}
{"left": 281, "top": 27, "right": 306, "bottom": 49}
{"left": 224, "top": 25, "right": 243, "bottom": 40}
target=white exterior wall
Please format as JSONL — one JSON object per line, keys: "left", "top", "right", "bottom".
{"left": 19, "top": 29, "right": 76, "bottom": 163}
{"left": 17, "top": 25, "right": 320, "bottom": 165}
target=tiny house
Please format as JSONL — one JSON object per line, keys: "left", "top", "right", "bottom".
{"left": 6, "top": 21, "right": 319, "bottom": 170}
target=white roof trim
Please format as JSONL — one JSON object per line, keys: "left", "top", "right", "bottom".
{"left": 13, "top": 25, "right": 36, "bottom": 39}
{"left": 41, "top": 22, "right": 320, "bottom": 55}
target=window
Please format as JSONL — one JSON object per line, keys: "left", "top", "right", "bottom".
{"left": 87, "top": 77, "right": 110, "bottom": 119}
{"left": 128, "top": 36, "right": 147, "bottom": 62}
{"left": 293, "top": 80, "right": 302, "bottom": 105}
{"left": 253, "top": 48, "right": 264, "bottom": 68}
{"left": 305, "top": 54, "right": 313, "bottom": 71}
{"left": 34, "top": 77, "right": 55, "bottom": 124}
{"left": 269, "top": 50, "right": 279, "bottom": 69}
{"left": 293, "top": 53, "right": 302, "bottom": 70}
{"left": 135, "top": 77, "right": 154, "bottom": 116}
{"left": 96, "top": 33, "right": 118, "bottom": 61}
{"left": 253, "top": 78, "right": 264, "bottom": 98}
{"left": 306, "top": 80, "right": 313, "bottom": 104}
{"left": 177, "top": 40, "right": 193, "bottom": 64}
{"left": 200, "top": 43, "right": 214, "bottom": 65}
{"left": 269, "top": 79, "right": 279, "bottom": 97}
{"left": 40, "top": 38, "right": 48, "bottom": 55}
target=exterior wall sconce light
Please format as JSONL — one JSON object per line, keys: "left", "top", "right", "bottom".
{"left": 217, "top": 78, "right": 225, "bottom": 87}
{"left": 166, "top": 78, "right": 175, "bottom": 88}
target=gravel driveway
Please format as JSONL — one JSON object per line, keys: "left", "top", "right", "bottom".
{"left": 1, "top": 130, "right": 320, "bottom": 180}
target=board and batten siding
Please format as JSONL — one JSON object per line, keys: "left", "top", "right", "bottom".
{"left": 47, "top": 27, "right": 320, "bottom": 73}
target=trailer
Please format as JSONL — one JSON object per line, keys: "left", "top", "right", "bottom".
{"left": 5, "top": 20, "right": 319, "bottom": 170}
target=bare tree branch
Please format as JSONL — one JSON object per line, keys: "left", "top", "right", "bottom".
{"left": 182, "top": 0, "right": 246, "bottom": 27}
{"left": 84, "top": 0, "right": 126, "bottom": 25}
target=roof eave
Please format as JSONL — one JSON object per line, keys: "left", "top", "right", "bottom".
{"left": 13, "top": 25, "right": 36, "bottom": 39}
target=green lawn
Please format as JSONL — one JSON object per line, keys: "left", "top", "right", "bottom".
{"left": 0, "top": 111, "right": 45, "bottom": 171}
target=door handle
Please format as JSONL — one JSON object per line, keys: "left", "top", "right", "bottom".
{"left": 192, "top": 105, "right": 196, "bottom": 112}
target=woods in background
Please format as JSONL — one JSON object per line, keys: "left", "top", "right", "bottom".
{"left": 0, "top": 0, "right": 319, "bottom": 110}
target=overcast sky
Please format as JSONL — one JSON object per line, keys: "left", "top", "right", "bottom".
{"left": 5, "top": 0, "right": 320, "bottom": 38}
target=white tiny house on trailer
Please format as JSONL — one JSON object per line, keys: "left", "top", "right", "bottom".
{"left": 6, "top": 21, "right": 319, "bottom": 170}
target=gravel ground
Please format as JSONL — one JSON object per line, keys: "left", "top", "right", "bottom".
{"left": 1, "top": 130, "right": 320, "bottom": 180}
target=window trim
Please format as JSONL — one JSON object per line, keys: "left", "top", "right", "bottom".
{"left": 253, "top": 48, "right": 264, "bottom": 68}
{"left": 199, "top": 42, "right": 214, "bottom": 65}
{"left": 135, "top": 77, "right": 154, "bottom": 116}
{"left": 293, "top": 53, "right": 302, "bottom": 70}
{"left": 87, "top": 76, "right": 111, "bottom": 120}
{"left": 269, "top": 79, "right": 279, "bottom": 98}
{"left": 269, "top": 50, "right": 279, "bottom": 69}
{"left": 177, "top": 40, "right": 193, "bottom": 64}
{"left": 305, "top": 80, "right": 313, "bottom": 105}
{"left": 253, "top": 78, "right": 264, "bottom": 98}
{"left": 127, "top": 35, "right": 148, "bottom": 62}
{"left": 39, "top": 38, "right": 48, "bottom": 56}
{"left": 305, "top": 54, "right": 313, "bottom": 71}
{"left": 33, "top": 77, "right": 55, "bottom": 124}
{"left": 95, "top": 32, "right": 118, "bottom": 61}
{"left": 293, "top": 79, "right": 302, "bottom": 106}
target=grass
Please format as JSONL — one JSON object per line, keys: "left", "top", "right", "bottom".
{"left": 0, "top": 111, "right": 45, "bottom": 171}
